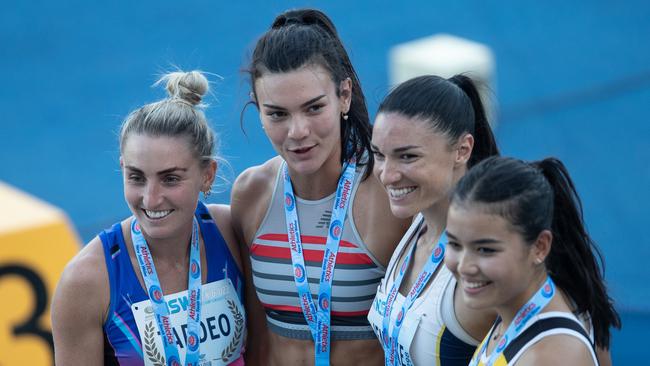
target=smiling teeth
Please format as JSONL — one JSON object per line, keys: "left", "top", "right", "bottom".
{"left": 388, "top": 187, "right": 416, "bottom": 199}
{"left": 145, "top": 210, "right": 172, "bottom": 219}
{"left": 464, "top": 281, "right": 489, "bottom": 289}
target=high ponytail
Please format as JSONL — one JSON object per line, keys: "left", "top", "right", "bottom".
{"left": 378, "top": 74, "right": 499, "bottom": 168}
{"left": 452, "top": 156, "right": 621, "bottom": 348}
{"left": 448, "top": 75, "right": 499, "bottom": 167}
{"left": 534, "top": 158, "right": 621, "bottom": 348}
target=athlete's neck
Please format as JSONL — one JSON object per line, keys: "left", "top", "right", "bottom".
{"left": 418, "top": 199, "right": 450, "bottom": 250}
{"left": 288, "top": 160, "right": 344, "bottom": 201}
{"left": 497, "top": 269, "right": 548, "bottom": 329}
{"left": 141, "top": 222, "right": 193, "bottom": 266}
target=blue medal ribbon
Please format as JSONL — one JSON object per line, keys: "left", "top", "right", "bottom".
{"left": 283, "top": 159, "right": 357, "bottom": 366}
{"left": 469, "top": 276, "right": 556, "bottom": 366}
{"left": 381, "top": 225, "right": 446, "bottom": 366}
{"left": 131, "top": 217, "right": 202, "bottom": 366}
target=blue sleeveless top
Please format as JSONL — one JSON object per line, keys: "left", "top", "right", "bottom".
{"left": 100, "top": 202, "right": 243, "bottom": 365}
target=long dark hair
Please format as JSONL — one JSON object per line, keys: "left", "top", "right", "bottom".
{"left": 245, "top": 8, "right": 373, "bottom": 178}
{"left": 452, "top": 156, "right": 621, "bottom": 348}
{"left": 378, "top": 74, "right": 498, "bottom": 167}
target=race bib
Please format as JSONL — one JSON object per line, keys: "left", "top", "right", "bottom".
{"left": 132, "top": 279, "right": 245, "bottom": 366}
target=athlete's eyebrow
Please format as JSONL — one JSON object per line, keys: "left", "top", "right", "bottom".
{"left": 156, "top": 167, "right": 187, "bottom": 175}
{"left": 446, "top": 231, "right": 502, "bottom": 245}
{"left": 124, "top": 166, "right": 187, "bottom": 175}
{"left": 262, "top": 95, "right": 327, "bottom": 110}
{"left": 392, "top": 145, "right": 421, "bottom": 153}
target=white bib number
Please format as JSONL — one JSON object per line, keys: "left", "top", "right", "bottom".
{"left": 132, "top": 279, "right": 245, "bottom": 366}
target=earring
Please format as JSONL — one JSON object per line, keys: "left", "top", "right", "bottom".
{"left": 534, "top": 258, "right": 543, "bottom": 265}
{"left": 342, "top": 113, "right": 349, "bottom": 121}
{"left": 203, "top": 188, "right": 212, "bottom": 199}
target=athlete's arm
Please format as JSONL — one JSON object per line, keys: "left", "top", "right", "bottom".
{"left": 51, "top": 238, "right": 109, "bottom": 365}
{"left": 353, "top": 172, "right": 412, "bottom": 267}
{"left": 516, "top": 334, "right": 597, "bottom": 366}
{"left": 595, "top": 345, "right": 612, "bottom": 366}
{"left": 230, "top": 161, "right": 277, "bottom": 365}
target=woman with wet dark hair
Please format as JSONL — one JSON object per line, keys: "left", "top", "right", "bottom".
{"left": 232, "top": 8, "right": 411, "bottom": 365}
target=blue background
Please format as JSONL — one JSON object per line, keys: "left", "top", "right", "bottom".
{"left": 1, "top": 1, "right": 648, "bottom": 363}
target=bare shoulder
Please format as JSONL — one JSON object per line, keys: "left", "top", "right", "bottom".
{"left": 52, "top": 236, "right": 110, "bottom": 364}
{"left": 231, "top": 157, "right": 281, "bottom": 205}
{"left": 206, "top": 203, "right": 243, "bottom": 272}
{"left": 353, "top": 173, "right": 412, "bottom": 267}
{"left": 231, "top": 157, "right": 282, "bottom": 245}
{"left": 516, "top": 334, "right": 596, "bottom": 366}
{"left": 53, "top": 236, "right": 110, "bottom": 319}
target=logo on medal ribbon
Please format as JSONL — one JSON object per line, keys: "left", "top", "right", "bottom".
{"left": 149, "top": 285, "right": 164, "bottom": 303}
{"left": 496, "top": 334, "right": 508, "bottom": 353}
{"left": 400, "top": 257, "right": 409, "bottom": 274}
{"left": 541, "top": 282, "right": 554, "bottom": 298}
{"left": 319, "top": 293, "right": 330, "bottom": 311}
{"left": 396, "top": 309, "right": 405, "bottom": 326}
{"left": 190, "top": 259, "right": 200, "bottom": 279}
{"left": 133, "top": 222, "right": 141, "bottom": 234}
{"left": 432, "top": 245, "right": 444, "bottom": 262}
{"left": 187, "top": 331, "right": 199, "bottom": 352}
{"left": 285, "top": 193, "right": 295, "bottom": 211}
{"left": 329, "top": 220, "right": 342, "bottom": 239}
{"left": 294, "top": 264, "right": 306, "bottom": 283}
{"left": 168, "top": 355, "right": 181, "bottom": 366}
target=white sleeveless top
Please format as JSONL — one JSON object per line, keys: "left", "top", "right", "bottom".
{"left": 368, "top": 215, "right": 479, "bottom": 366}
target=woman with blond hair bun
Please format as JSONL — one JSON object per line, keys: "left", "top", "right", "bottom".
{"left": 52, "top": 70, "right": 246, "bottom": 365}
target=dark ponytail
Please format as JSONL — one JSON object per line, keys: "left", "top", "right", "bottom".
{"left": 452, "top": 156, "right": 621, "bottom": 349}
{"left": 534, "top": 158, "right": 621, "bottom": 348}
{"left": 245, "top": 8, "right": 373, "bottom": 178}
{"left": 378, "top": 74, "right": 498, "bottom": 168}
{"left": 448, "top": 75, "right": 499, "bottom": 167}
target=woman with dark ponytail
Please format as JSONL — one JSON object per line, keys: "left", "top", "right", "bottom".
{"left": 368, "top": 74, "right": 499, "bottom": 365}
{"left": 445, "top": 156, "right": 620, "bottom": 366}
{"left": 232, "top": 8, "right": 411, "bottom": 365}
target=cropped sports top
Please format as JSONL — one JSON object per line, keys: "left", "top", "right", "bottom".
{"left": 250, "top": 161, "right": 385, "bottom": 340}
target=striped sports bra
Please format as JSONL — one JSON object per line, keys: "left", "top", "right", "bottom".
{"left": 250, "top": 161, "right": 385, "bottom": 340}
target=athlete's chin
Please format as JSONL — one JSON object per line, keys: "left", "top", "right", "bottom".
{"left": 284, "top": 157, "right": 324, "bottom": 176}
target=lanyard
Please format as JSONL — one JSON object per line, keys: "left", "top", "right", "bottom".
{"left": 283, "top": 160, "right": 357, "bottom": 366}
{"left": 381, "top": 225, "right": 446, "bottom": 366}
{"left": 131, "top": 217, "right": 202, "bottom": 366}
{"left": 470, "top": 276, "right": 555, "bottom": 366}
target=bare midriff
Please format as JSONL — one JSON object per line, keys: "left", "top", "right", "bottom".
{"left": 265, "top": 329, "right": 384, "bottom": 366}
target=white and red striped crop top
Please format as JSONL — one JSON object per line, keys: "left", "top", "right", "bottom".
{"left": 250, "top": 161, "right": 385, "bottom": 340}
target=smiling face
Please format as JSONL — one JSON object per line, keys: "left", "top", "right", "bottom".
{"left": 121, "top": 134, "right": 215, "bottom": 241}
{"left": 254, "top": 64, "right": 351, "bottom": 176}
{"left": 445, "top": 202, "right": 549, "bottom": 314}
{"left": 371, "top": 112, "right": 470, "bottom": 219}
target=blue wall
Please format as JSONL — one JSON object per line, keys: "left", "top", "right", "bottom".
{"left": 2, "top": 1, "right": 648, "bottom": 362}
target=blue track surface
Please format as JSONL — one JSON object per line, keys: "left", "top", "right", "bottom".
{"left": 1, "top": 1, "right": 648, "bottom": 362}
